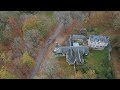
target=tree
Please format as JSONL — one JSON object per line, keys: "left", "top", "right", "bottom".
{"left": 0, "top": 22, "right": 5, "bottom": 41}
{"left": 22, "top": 15, "right": 38, "bottom": 34}
{"left": 0, "top": 66, "right": 17, "bottom": 79}
{"left": 18, "top": 51, "right": 35, "bottom": 78}
{"left": 19, "top": 51, "right": 35, "bottom": 67}
{"left": 112, "top": 11, "right": 120, "bottom": 30}
{"left": 82, "top": 69, "right": 96, "bottom": 79}
{"left": 0, "top": 52, "right": 6, "bottom": 61}
{"left": 43, "top": 60, "right": 63, "bottom": 79}
{"left": 0, "top": 11, "right": 21, "bottom": 40}
{"left": 53, "top": 11, "right": 72, "bottom": 32}
{"left": 80, "top": 64, "right": 90, "bottom": 73}
{"left": 8, "top": 17, "right": 22, "bottom": 37}
{"left": 70, "top": 11, "right": 89, "bottom": 22}
{"left": 83, "top": 11, "right": 120, "bottom": 31}
{"left": 12, "top": 36, "right": 24, "bottom": 57}
{"left": 24, "top": 29, "right": 41, "bottom": 49}
{"left": 22, "top": 14, "right": 52, "bottom": 39}
{"left": 12, "top": 37, "right": 22, "bottom": 49}
{"left": 53, "top": 11, "right": 89, "bottom": 33}
{"left": 0, "top": 52, "right": 7, "bottom": 66}
{"left": 19, "top": 11, "right": 39, "bottom": 14}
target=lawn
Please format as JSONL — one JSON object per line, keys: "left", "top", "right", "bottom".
{"left": 76, "top": 49, "right": 114, "bottom": 79}
{"left": 86, "top": 28, "right": 102, "bottom": 35}
{"left": 51, "top": 48, "right": 114, "bottom": 79}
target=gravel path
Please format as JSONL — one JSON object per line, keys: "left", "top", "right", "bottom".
{"left": 30, "top": 23, "right": 63, "bottom": 79}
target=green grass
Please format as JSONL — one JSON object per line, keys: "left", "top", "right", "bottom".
{"left": 89, "top": 50, "right": 113, "bottom": 79}
{"left": 55, "top": 48, "right": 114, "bottom": 79}
{"left": 56, "top": 56, "right": 66, "bottom": 61}
{"left": 86, "top": 27, "right": 104, "bottom": 35}
{"left": 86, "top": 50, "right": 105, "bottom": 69}
{"left": 76, "top": 49, "right": 114, "bottom": 79}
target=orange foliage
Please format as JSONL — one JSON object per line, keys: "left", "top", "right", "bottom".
{"left": 22, "top": 15, "right": 38, "bottom": 34}
{"left": 8, "top": 17, "right": 22, "bottom": 37}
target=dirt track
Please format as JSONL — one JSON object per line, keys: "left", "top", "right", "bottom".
{"left": 30, "top": 23, "right": 63, "bottom": 79}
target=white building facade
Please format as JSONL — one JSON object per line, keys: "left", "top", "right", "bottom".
{"left": 88, "top": 35, "right": 109, "bottom": 50}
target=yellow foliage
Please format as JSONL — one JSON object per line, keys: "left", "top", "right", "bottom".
{"left": 83, "top": 11, "right": 114, "bottom": 29}
{"left": 22, "top": 15, "right": 38, "bottom": 34}
{"left": 22, "top": 13, "right": 57, "bottom": 36}
{"left": 0, "top": 66, "right": 18, "bottom": 79}
{"left": 75, "top": 71, "right": 82, "bottom": 79}
{"left": 83, "top": 70, "right": 96, "bottom": 79}
{"left": 0, "top": 53, "right": 6, "bottom": 60}
{"left": 20, "top": 52, "right": 35, "bottom": 68}
{"left": 0, "top": 52, "right": 8, "bottom": 63}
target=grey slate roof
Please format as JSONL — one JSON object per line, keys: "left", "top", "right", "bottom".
{"left": 65, "top": 39, "right": 70, "bottom": 46}
{"left": 61, "top": 47, "right": 70, "bottom": 54}
{"left": 71, "top": 34, "right": 86, "bottom": 40}
{"left": 72, "top": 46, "right": 89, "bottom": 55}
{"left": 65, "top": 49, "right": 86, "bottom": 65}
{"left": 66, "top": 49, "right": 75, "bottom": 64}
{"left": 89, "top": 35, "right": 109, "bottom": 43}
{"left": 60, "top": 46, "right": 89, "bottom": 55}
{"left": 53, "top": 34, "right": 89, "bottom": 65}
{"left": 75, "top": 49, "right": 82, "bottom": 64}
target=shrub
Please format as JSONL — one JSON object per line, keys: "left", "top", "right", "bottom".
{"left": 82, "top": 69, "right": 96, "bottom": 79}
{"left": 96, "top": 74, "right": 107, "bottom": 79}
{"left": 111, "top": 36, "right": 119, "bottom": 44}
{"left": 86, "top": 27, "right": 94, "bottom": 32}
{"left": 96, "top": 68, "right": 113, "bottom": 79}
{"left": 79, "top": 64, "right": 90, "bottom": 73}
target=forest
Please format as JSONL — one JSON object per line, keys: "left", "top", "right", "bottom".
{"left": 0, "top": 11, "right": 120, "bottom": 79}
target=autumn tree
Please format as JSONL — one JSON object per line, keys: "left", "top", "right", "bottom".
{"left": 53, "top": 11, "right": 89, "bottom": 32}
{"left": 0, "top": 52, "right": 7, "bottom": 66}
{"left": 22, "top": 14, "right": 54, "bottom": 39}
{"left": 20, "top": 51, "right": 35, "bottom": 66}
{"left": 70, "top": 11, "right": 89, "bottom": 22}
{"left": 8, "top": 17, "right": 22, "bottom": 37}
{"left": 19, "top": 11, "right": 39, "bottom": 15}
{"left": 112, "top": 11, "right": 120, "bottom": 30}
{"left": 0, "top": 66, "right": 17, "bottom": 79}
{"left": 83, "top": 11, "right": 120, "bottom": 31}
{"left": 82, "top": 69, "right": 96, "bottom": 79}
{"left": 11, "top": 37, "right": 24, "bottom": 58}
{"left": 18, "top": 51, "right": 35, "bottom": 78}
{"left": 54, "top": 11, "right": 72, "bottom": 32}
{"left": 43, "top": 60, "right": 63, "bottom": 79}
{"left": 24, "top": 29, "right": 41, "bottom": 50}
{"left": 0, "top": 11, "right": 20, "bottom": 39}
{"left": 0, "top": 22, "right": 5, "bottom": 41}
{"left": 0, "top": 12, "right": 22, "bottom": 50}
